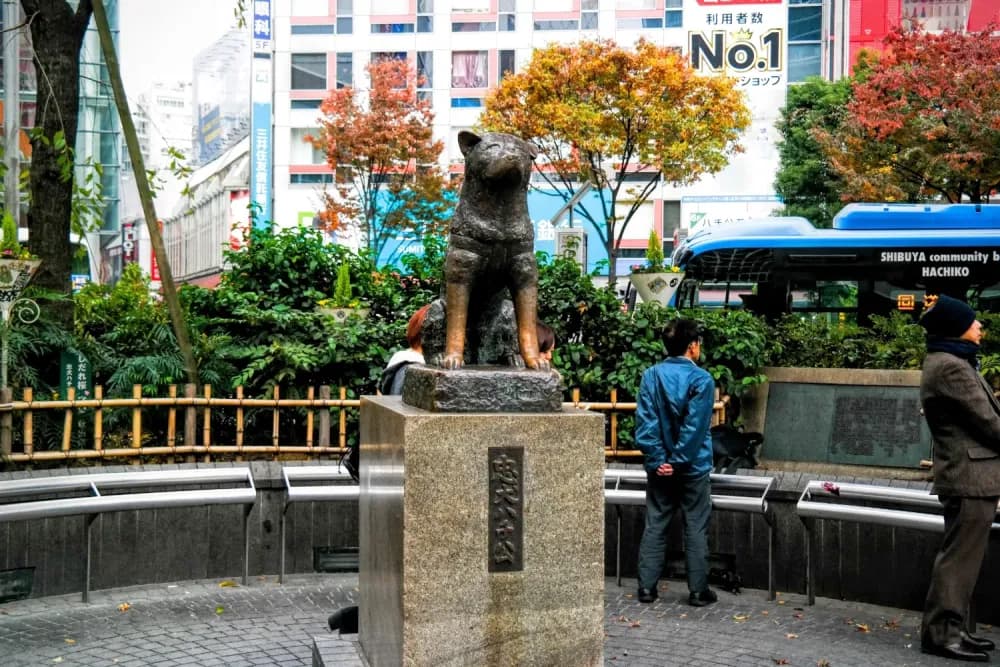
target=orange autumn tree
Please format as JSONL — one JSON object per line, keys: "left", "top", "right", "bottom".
{"left": 311, "top": 58, "right": 453, "bottom": 265}
{"left": 480, "top": 38, "right": 750, "bottom": 287}
{"left": 817, "top": 26, "right": 1000, "bottom": 204}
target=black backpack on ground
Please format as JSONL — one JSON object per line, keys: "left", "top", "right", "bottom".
{"left": 710, "top": 424, "right": 763, "bottom": 474}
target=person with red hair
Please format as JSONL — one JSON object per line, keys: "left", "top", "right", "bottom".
{"left": 379, "top": 304, "right": 430, "bottom": 395}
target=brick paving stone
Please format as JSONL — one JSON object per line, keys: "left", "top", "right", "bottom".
{"left": 0, "top": 573, "right": 990, "bottom": 666}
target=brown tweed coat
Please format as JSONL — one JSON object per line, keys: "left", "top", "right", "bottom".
{"left": 921, "top": 350, "right": 1000, "bottom": 497}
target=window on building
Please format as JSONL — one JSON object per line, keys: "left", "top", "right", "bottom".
{"left": 452, "top": 22, "right": 496, "bottom": 31}
{"left": 291, "top": 99, "right": 322, "bottom": 110}
{"left": 617, "top": 18, "right": 662, "bottom": 28}
{"left": 290, "top": 128, "right": 326, "bottom": 165}
{"left": 582, "top": 11, "right": 598, "bottom": 29}
{"left": 337, "top": 52, "right": 353, "bottom": 88}
{"left": 665, "top": 0, "right": 682, "bottom": 28}
{"left": 615, "top": 0, "right": 656, "bottom": 8}
{"left": 451, "top": 51, "right": 488, "bottom": 88}
{"left": 788, "top": 0, "right": 822, "bottom": 82}
{"left": 417, "top": 51, "right": 433, "bottom": 103}
{"left": 452, "top": 97, "right": 484, "bottom": 108}
{"left": 534, "top": 20, "right": 579, "bottom": 30}
{"left": 372, "top": 23, "right": 415, "bottom": 33}
{"left": 372, "top": 51, "right": 408, "bottom": 64}
{"left": 499, "top": 50, "right": 516, "bottom": 81}
{"left": 290, "top": 173, "right": 334, "bottom": 184}
{"left": 499, "top": 0, "right": 516, "bottom": 31}
{"left": 291, "top": 24, "right": 336, "bottom": 35}
{"left": 291, "top": 53, "right": 326, "bottom": 89}
{"left": 337, "top": 0, "right": 353, "bottom": 34}
{"left": 418, "top": 0, "right": 433, "bottom": 32}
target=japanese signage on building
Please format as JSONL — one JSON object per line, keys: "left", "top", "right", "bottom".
{"left": 250, "top": 0, "right": 273, "bottom": 230}
{"left": 121, "top": 221, "right": 138, "bottom": 264}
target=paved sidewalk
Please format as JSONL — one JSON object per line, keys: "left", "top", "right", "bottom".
{"left": 0, "top": 573, "right": 986, "bottom": 666}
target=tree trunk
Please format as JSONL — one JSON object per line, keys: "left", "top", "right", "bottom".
{"left": 20, "top": 0, "right": 93, "bottom": 326}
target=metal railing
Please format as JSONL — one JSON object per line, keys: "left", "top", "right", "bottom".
{"left": 0, "top": 383, "right": 727, "bottom": 464}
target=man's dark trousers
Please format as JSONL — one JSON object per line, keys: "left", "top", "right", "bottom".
{"left": 637, "top": 471, "right": 712, "bottom": 594}
{"left": 922, "top": 495, "right": 998, "bottom": 647}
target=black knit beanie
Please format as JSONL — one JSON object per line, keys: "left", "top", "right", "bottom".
{"left": 919, "top": 295, "right": 976, "bottom": 338}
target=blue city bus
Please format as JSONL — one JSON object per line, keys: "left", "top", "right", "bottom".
{"left": 670, "top": 203, "right": 1000, "bottom": 321}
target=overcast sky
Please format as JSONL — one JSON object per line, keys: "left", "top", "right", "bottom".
{"left": 118, "top": 0, "right": 244, "bottom": 95}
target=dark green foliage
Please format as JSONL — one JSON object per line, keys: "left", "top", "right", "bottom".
{"left": 774, "top": 76, "right": 853, "bottom": 228}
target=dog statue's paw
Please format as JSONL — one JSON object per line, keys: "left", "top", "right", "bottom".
{"left": 523, "top": 356, "right": 550, "bottom": 371}
{"left": 440, "top": 353, "right": 464, "bottom": 370}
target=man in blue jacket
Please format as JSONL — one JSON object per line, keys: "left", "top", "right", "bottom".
{"left": 634, "top": 318, "right": 718, "bottom": 607}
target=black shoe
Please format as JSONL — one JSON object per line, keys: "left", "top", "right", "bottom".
{"left": 637, "top": 587, "right": 658, "bottom": 603}
{"left": 688, "top": 589, "right": 718, "bottom": 607}
{"left": 962, "top": 631, "right": 997, "bottom": 652}
{"left": 921, "top": 640, "right": 989, "bottom": 662}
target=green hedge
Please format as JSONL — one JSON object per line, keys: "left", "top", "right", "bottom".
{"left": 8, "top": 225, "right": 997, "bottom": 450}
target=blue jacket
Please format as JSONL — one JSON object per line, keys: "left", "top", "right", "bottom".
{"left": 635, "top": 357, "right": 715, "bottom": 477}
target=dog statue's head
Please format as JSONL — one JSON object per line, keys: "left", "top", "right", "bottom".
{"left": 458, "top": 131, "right": 538, "bottom": 188}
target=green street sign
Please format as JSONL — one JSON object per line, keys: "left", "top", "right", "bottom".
{"left": 60, "top": 349, "right": 93, "bottom": 400}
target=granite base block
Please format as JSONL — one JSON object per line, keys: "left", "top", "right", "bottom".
{"left": 312, "top": 634, "right": 365, "bottom": 667}
{"left": 358, "top": 396, "right": 605, "bottom": 667}
{"left": 401, "top": 364, "right": 563, "bottom": 412}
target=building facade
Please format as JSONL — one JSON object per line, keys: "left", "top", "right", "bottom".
{"left": 251, "top": 0, "right": 999, "bottom": 277}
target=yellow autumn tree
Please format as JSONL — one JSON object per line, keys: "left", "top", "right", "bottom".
{"left": 480, "top": 38, "right": 750, "bottom": 287}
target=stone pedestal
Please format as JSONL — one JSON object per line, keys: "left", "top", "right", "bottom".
{"left": 358, "top": 396, "right": 605, "bottom": 667}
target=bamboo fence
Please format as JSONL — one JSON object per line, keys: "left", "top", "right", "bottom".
{"left": 0, "top": 384, "right": 726, "bottom": 464}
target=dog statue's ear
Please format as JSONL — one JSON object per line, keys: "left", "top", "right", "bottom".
{"left": 527, "top": 141, "right": 539, "bottom": 160}
{"left": 458, "top": 130, "right": 482, "bottom": 156}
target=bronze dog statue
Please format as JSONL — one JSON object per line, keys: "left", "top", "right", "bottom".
{"left": 439, "top": 130, "right": 547, "bottom": 371}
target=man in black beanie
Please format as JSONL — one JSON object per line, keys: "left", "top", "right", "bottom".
{"left": 919, "top": 295, "right": 1000, "bottom": 662}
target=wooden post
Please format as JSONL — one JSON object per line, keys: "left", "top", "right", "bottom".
{"left": 166, "top": 385, "right": 176, "bottom": 461}
{"left": 318, "top": 385, "right": 331, "bottom": 449}
{"left": 22, "top": 387, "right": 32, "bottom": 457}
{"left": 609, "top": 388, "right": 618, "bottom": 457}
{"left": 271, "top": 385, "right": 280, "bottom": 454}
{"left": 62, "top": 387, "right": 75, "bottom": 452}
{"left": 202, "top": 384, "right": 212, "bottom": 463}
{"left": 306, "top": 386, "right": 314, "bottom": 451}
{"left": 94, "top": 386, "right": 104, "bottom": 452}
{"left": 184, "top": 383, "right": 196, "bottom": 463}
{"left": 235, "top": 386, "right": 244, "bottom": 460}
{"left": 0, "top": 386, "right": 11, "bottom": 455}
{"left": 339, "top": 386, "right": 347, "bottom": 452}
{"left": 131, "top": 384, "right": 142, "bottom": 452}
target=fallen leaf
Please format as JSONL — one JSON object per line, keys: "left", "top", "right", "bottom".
{"left": 786, "top": 633, "right": 798, "bottom": 639}
{"left": 884, "top": 618, "right": 901, "bottom": 630}
{"left": 624, "top": 593, "right": 634, "bottom": 599}
{"left": 855, "top": 623, "right": 870, "bottom": 633}
{"left": 117, "top": 603, "right": 130, "bottom": 613}
{"left": 218, "top": 580, "right": 238, "bottom": 588}
{"left": 679, "top": 613, "right": 688, "bottom": 619}
{"left": 822, "top": 481, "right": 841, "bottom": 496}
{"left": 617, "top": 615, "right": 629, "bottom": 623}
{"left": 773, "top": 659, "right": 790, "bottom": 665}
{"left": 761, "top": 611, "right": 769, "bottom": 616}
{"left": 64, "top": 639, "right": 76, "bottom": 645}
{"left": 52, "top": 658, "right": 63, "bottom": 664}
{"left": 630, "top": 620, "right": 641, "bottom": 628}
{"left": 733, "top": 614, "right": 751, "bottom": 622}
{"left": 215, "top": 606, "right": 225, "bottom": 615}
{"left": 777, "top": 600, "right": 786, "bottom": 605}
{"left": 817, "top": 660, "right": 831, "bottom": 667}
{"left": 794, "top": 613, "right": 804, "bottom": 619}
